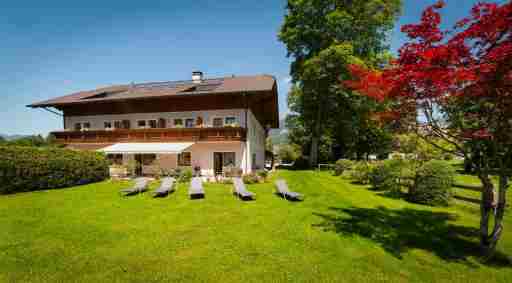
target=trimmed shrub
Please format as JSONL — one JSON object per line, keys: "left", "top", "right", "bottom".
{"left": 178, "top": 168, "right": 193, "bottom": 183}
{"left": 256, "top": 170, "right": 268, "bottom": 181}
{"left": 334, "top": 159, "right": 353, "bottom": 176}
{"left": 369, "top": 159, "right": 405, "bottom": 193}
{"left": 242, "top": 173, "right": 260, "bottom": 184}
{"left": 349, "top": 161, "right": 375, "bottom": 184}
{"left": 278, "top": 144, "right": 301, "bottom": 163}
{"left": 0, "top": 146, "right": 109, "bottom": 194}
{"left": 409, "top": 160, "right": 455, "bottom": 206}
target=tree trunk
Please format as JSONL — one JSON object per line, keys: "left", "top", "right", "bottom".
{"left": 478, "top": 167, "right": 508, "bottom": 258}
{"left": 309, "top": 105, "right": 323, "bottom": 167}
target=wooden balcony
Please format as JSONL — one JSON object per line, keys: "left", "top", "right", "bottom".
{"left": 51, "top": 127, "right": 247, "bottom": 144}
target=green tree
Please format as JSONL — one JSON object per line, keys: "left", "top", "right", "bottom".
{"left": 278, "top": 144, "right": 301, "bottom": 164}
{"left": 279, "top": 0, "right": 402, "bottom": 166}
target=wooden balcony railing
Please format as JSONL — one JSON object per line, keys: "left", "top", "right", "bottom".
{"left": 51, "top": 127, "right": 247, "bottom": 143}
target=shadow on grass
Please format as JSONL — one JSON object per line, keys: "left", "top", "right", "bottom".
{"left": 313, "top": 206, "right": 510, "bottom": 267}
{"left": 366, "top": 186, "right": 407, "bottom": 200}
{"left": 454, "top": 195, "right": 481, "bottom": 205}
{"left": 375, "top": 191, "right": 406, "bottom": 200}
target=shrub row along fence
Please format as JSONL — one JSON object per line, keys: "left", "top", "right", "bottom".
{"left": 334, "top": 158, "right": 485, "bottom": 205}
{"left": 0, "top": 146, "right": 109, "bottom": 194}
{"left": 334, "top": 159, "right": 457, "bottom": 206}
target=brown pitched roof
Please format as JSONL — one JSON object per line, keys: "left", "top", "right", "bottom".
{"left": 28, "top": 75, "right": 277, "bottom": 108}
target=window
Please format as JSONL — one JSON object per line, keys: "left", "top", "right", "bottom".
{"left": 185, "top": 118, "right": 195, "bottom": 128}
{"left": 174, "top": 119, "right": 183, "bottom": 127}
{"left": 141, "top": 154, "right": 156, "bottom": 166}
{"left": 225, "top": 117, "right": 237, "bottom": 126}
{"left": 137, "top": 120, "right": 146, "bottom": 128}
{"left": 158, "top": 118, "right": 166, "bottom": 128}
{"left": 114, "top": 120, "right": 122, "bottom": 129}
{"left": 74, "top": 122, "right": 90, "bottom": 131}
{"left": 178, "top": 152, "right": 191, "bottom": 166}
{"left": 122, "top": 120, "right": 131, "bottom": 129}
{"left": 104, "top": 121, "right": 112, "bottom": 130}
{"left": 148, "top": 120, "right": 157, "bottom": 129}
{"left": 212, "top": 117, "right": 223, "bottom": 128}
{"left": 107, "top": 154, "right": 123, "bottom": 165}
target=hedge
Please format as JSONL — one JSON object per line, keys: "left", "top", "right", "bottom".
{"left": 0, "top": 146, "right": 109, "bottom": 194}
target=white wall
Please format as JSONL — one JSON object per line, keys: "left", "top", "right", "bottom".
{"left": 245, "top": 109, "right": 266, "bottom": 171}
{"left": 119, "top": 141, "right": 245, "bottom": 177}
{"left": 86, "top": 108, "right": 266, "bottom": 175}
{"left": 65, "top": 109, "right": 245, "bottom": 130}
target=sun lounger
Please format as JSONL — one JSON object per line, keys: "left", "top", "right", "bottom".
{"left": 120, "top": 177, "right": 149, "bottom": 196}
{"left": 233, "top": 177, "right": 255, "bottom": 200}
{"left": 274, "top": 179, "right": 303, "bottom": 201}
{"left": 189, "top": 177, "right": 204, "bottom": 199}
{"left": 153, "top": 177, "right": 175, "bottom": 198}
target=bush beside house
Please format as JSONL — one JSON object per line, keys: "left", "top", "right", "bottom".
{"left": 0, "top": 146, "right": 109, "bottom": 194}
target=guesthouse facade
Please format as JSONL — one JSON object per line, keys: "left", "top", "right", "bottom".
{"left": 29, "top": 72, "right": 279, "bottom": 177}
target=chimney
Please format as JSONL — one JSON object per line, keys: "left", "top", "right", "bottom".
{"left": 192, "top": 71, "right": 203, "bottom": 83}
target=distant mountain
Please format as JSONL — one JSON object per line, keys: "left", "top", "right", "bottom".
{"left": 0, "top": 134, "right": 31, "bottom": 141}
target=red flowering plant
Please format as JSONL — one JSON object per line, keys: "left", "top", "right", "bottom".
{"left": 345, "top": 1, "right": 512, "bottom": 257}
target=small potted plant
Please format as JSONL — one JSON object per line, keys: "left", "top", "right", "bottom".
{"left": 196, "top": 116, "right": 204, "bottom": 128}
{"left": 193, "top": 165, "right": 201, "bottom": 177}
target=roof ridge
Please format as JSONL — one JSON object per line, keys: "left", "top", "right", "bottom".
{"left": 131, "top": 74, "right": 272, "bottom": 88}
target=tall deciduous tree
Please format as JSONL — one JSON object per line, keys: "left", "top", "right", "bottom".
{"left": 279, "top": 0, "right": 402, "bottom": 166}
{"left": 346, "top": 1, "right": 512, "bottom": 257}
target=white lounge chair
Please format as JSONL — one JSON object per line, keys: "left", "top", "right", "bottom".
{"left": 153, "top": 177, "right": 175, "bottom": 198}
{"left": 233, "top": 177, "right": 255, "bottom": 200}
{"left": 275, "top": 179, "right": 303, "bottom": 201}
{"left": 189, "top": 177, "right": 204, "bottom": 199}
{"left": 120, "top": 177, "right": 149, "bottom": 196}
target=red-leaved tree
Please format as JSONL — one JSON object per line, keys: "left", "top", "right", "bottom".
{"left": 345, "top": 0, "right": 512, "bottom": 257}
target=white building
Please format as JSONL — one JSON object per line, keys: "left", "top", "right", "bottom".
{"left": 29, "top": 72, "right": 279, "bottom": 177}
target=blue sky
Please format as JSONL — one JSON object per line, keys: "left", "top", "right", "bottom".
{"left": 0, "top": 0, "right": 486, "bottom": 135}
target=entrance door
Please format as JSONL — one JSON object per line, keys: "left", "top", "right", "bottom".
{"left": 213, "top": 152, "right": 223, "bottom": 176}
{"left": 133, "top": 154, "right": 156, "bottom": 176}
{"left": 213, "top": 152, "right": 236, "bottom": 176}
{"left": 134, "top": 154, "right": 143, "bottom": 176}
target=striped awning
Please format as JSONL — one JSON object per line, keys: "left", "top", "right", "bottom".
{"left": 98, "top": 143, "right": 193, "bottom": 154}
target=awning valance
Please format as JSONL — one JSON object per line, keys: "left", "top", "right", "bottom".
{"left": 98, "top": 143, "right": 193, "bottom": 154}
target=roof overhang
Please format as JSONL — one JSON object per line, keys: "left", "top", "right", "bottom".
{"left": 98, "top": 142, "right": 193, "bottom": 154}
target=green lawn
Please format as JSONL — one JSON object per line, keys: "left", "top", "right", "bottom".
{"left": 1, "top": 171, "right": 511, "bottom": 282}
